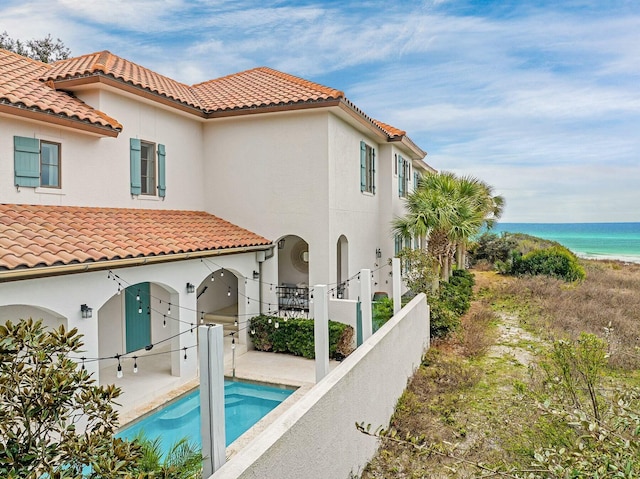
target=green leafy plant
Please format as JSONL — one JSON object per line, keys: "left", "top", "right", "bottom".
{"left": 131, "top": 432, "right": 202, "bottom": 479}
{"left": 0, "top": 318, "right": 141, "bottom": 478}
{"left": 249, "top": 315, "right": 354, "bottom": 359}
{"left": 511, "top": 246, "right": 586, "bottom": 282}
{"left": 373, "top": 297, "right": 394, "bottom": 331}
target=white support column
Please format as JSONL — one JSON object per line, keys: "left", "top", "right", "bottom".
{"left": 313, "top": 284, "right": 329, "bottom": 383}
{"left": 199, "top": 324, "right": 226, "bottom": 478}
{"left": 392, "top": 258, "right": 402, "bottom": 315}
{"left": 360, "top": 269, "right": 373, "bottom": 342}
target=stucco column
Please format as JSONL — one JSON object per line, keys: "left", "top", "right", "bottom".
{"left": 392, "top": 258, "right": 402, "bottom": 315}
{"left": 360, "top": 269, "right": 373, "bottom": 342}
{"left": 313, "top": 284, "right": 329, "bottom": 382}
{"left": 172, "top": 288, "right": 198, "bottom": 378}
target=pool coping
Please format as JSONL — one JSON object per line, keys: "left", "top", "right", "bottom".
{"left": 116, "top": 374, "right": 312, "bottom": 460}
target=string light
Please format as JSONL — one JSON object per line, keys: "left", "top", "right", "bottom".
{"left": 133, "top": 356, "right": 138, "bottom": 373}
{"left": 183, "top": 347, "right": 188, "bottom": 361}
{"left": 81, "top": 357, "right": 86, "bottom": 371}
{"left": 167, "top": 303, "right": 171, "bottom": 315}
{"left": 275, "top": 321, "right": 280, "bottom": 329}
{"left": 227, "top": 287, "right": 231, "bottom": 297}
{"left": 136, "top": 290, "right": 140, "bottom": 301}
{"left": 138, "top": 304, "right": 143, "bottom": 314}
{"left": 116, "top": 355, "right": 123, "bottom": 379}
{"left": 231, "top": 335, "right": 236, "bottom": 350}
{"left": 163, "top": 315, "right": 167, "bottom": 328}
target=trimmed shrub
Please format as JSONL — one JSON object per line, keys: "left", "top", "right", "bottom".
{"left": 373, "top": 297, "right": 394, "bottom": 332}
{"left": 427, "top": 270, "right": 475, "bottom": 338}
{"left": 512, "top": 246, "right": 586, "bottom": 282}
{"left": 249, "top": 315, "right": 354, "bottom": 359}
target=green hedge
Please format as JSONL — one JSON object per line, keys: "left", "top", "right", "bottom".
{"left": 511, "top": 246, "right": 585, "bottom": 282}
{"left": 249, "top": 315, "right": 354, "bottom": 359}
{"left": 427, "top": 269, "right": 475, "bottom": 338}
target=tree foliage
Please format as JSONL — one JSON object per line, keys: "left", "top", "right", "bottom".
{"left": 0, "top": 319, "right": 141, "bottom": 478}
{"left": 392, "top": 171, "right": 504, "bottom": 287}
{"left": 0, "top": 31, "right": 70, "bottom": 62}
{"left": 131, "top": 433, "right": 202, "bottom": 479}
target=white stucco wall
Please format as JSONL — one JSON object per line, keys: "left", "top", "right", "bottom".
{"left": 0, "top": 88, "right": 205, "bottom": 211}
{"left": 0, "top": 250, "right": 266, "bottom": 382}
{"left": 211, "top": 293, "right": 430, "bottom": 479}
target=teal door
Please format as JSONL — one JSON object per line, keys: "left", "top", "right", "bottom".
{"left": 125, "top": 282, "right": 151, "bottom": 353}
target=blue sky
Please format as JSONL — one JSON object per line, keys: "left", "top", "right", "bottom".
{"left": 2, "top": 0, "right": 639, "bottom": 222}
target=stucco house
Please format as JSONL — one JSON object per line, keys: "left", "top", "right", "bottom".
{"left": 0, "top": 48, "right": 433, "bottom": 397}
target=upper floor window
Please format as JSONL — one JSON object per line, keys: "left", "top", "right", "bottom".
{"left": 13, "top": 136, "right": 61, "bottom": 188}
{"left": 398, "top": 155, "right": 410, "bottom": 197}
{"left": 360, "top": 141, "right": 375, "bottom": 194}
{"left": 130, "top": 138, "right": 166, "bottom": 197}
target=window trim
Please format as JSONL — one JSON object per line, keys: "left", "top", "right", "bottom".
{"left": 140, "top": 140, "right": 156, "bottom": 196}
{"left": 39, "top": 140, "right": 61, "bottom": 189}
{"left": 360, "top": 141, "right": 376, "bottom": 195}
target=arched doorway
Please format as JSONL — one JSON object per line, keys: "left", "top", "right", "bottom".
{"left": 337, "top": 235, "right": 349, "bottom": 299}
{"left": 198, "top": 268, "right": 239, "bottom": 334}
{"left": 277, "top": 234, "right": 309, "bottom": 314}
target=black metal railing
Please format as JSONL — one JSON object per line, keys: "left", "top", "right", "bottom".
{"left": 276, "top": 285, "right": 309, "bottom": 311}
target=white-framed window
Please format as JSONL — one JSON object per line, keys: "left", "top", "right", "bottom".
{"left": 398, "top": 155, "right": 410, "bottom": 197}
{"left": 130, "top": 139, "right": 166, "bottom": 197}
{"left": 140, "top": 141, "right": 156, "bottom": 195}
{"left": 360, "top": 141, "right": 376, "bottom": 194}
{"left": 14, "top": 136, "right": 61, "bottom": 188}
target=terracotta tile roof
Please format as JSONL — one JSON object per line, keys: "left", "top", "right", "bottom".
{"left": 0, "top": 205, "right": 270, "bottom": 271}
{"left": 43, "top": 51, "right": 203, "bottom": 109}
{"left": 0, "top": 49, "right": 122, "bottom": 131}
{"left": 373, "top": 119, "right": 406, "bottom": 138}
{"left": 192, "top": 67, "right": 344, "bottom": 112}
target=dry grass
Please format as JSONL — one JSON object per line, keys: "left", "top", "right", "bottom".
{"left": 495, "top": 260, "right": 640, "bottom": 369}
{"left": 360, "top": 261, "right": 640, "bottom": 478}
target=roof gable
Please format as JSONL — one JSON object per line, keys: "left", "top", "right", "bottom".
{"left": 43, "top": 50, "right": 203, "bottom": 109}
{"left": 0, "top": 49, "right": 122, "bottom": 133}
{"left": 192, "top": 67, "right": 344, "bottom": 112}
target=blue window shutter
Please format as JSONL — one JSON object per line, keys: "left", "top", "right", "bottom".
{"left": 14, "top": 136, "right": 40, "bottom": 187}
{"left": 360, "top": 141, "right": 366, "bottom": 192}
{"left": 157, "top": 143, "right": 166, "bottom": 197}
{"left": 398, "top": 156, "right": 404, "bottom": 196}
{"left": 371, "top": 148, "right": 376, "bottom": 194}
{"left": 130, "top": 138, "right": 141, "bottom": 195}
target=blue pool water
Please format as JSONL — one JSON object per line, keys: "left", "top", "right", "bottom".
{"left": 116, "top": 380, "right": 294, "bottom": 455}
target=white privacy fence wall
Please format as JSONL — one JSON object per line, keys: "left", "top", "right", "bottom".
{"left": 211, "top": 293, "right": 430, "bottom": 479}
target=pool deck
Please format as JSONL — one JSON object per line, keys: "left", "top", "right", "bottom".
{"left": 109, "top": 337, "right": 340, "bottom": 435}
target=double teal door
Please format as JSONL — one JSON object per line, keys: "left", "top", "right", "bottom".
{"left": 125, "top": 282, "right": 151, "bottom": 353}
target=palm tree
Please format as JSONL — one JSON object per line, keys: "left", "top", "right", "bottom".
{"left": 131, "top": 432, "right": 202, "bottom": 479}
{"left": 392, "top": 171, "right": 504, "bottom": 287}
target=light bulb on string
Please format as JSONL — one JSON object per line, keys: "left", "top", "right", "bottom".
{"left": 211, "top": 274, "right": 215, "bottom": 282}
{"left": 200, "top": 312, "right": 204, "bottom": 324}
{"left": 231, "top": 336, "right": 236, "bottom": 350}
{"left": 183, "top": 347, "right": 188, "bottom": 361}
{"left": 268, "top": 317, "right": 272, "bottom": 324}
{"left": 250, "top": 329, "right": 256, "bottom": 335}
{"left": 220, "top": 269, "right": 224, "bottom": 277}
{"left": 275, "top": 321, "right": 280, "bottom": 329}
{"left": 133, "top": 356, "right": 138, "bottom": 374}
{"left": 234, "top": 319, "right": 238, "bottom": 327}
{"left": 136, "top": 290, "right": 140, "bottom": 301}
{"left": 167, "top": 304, "right": 171, "bottom": 315}
{"left": 116, "top": 355, "right": 123, "bottom": 379}
{"left": 227, "top": 287, "right": 231, "bottom": 297}
{"left": 138, "top": 305, "right": 142, "bottom": 314}
{"left": 117, "top": 285, "right": 121, "bottom": 295}
{"left": 81, "top": 357, "right": 86, "bottom": 371}
{"left": 163, "top": 315, "right": 167, "bottom": 328}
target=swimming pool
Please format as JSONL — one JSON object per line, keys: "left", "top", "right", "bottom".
{"left": 116, "top": 380, "right": 294, "bottom": 455}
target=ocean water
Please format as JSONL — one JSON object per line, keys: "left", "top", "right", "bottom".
{"left": 490, "top": 223, "right": 640, "bottom": 263}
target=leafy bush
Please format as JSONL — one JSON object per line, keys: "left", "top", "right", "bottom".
{"left": 249, "top": 315, "right": 354, "bottom": 359}
{"left": 469, "top": 232, "right": 517, "bottom": 265}
{"left": 512, "top": 246, "right": 585, "bottom": 282}
{"left": 427, "top": 270, "right": 475, "bottom": 338}
{"left": 373, "top": 297, "right": 394, "bottom": 332}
